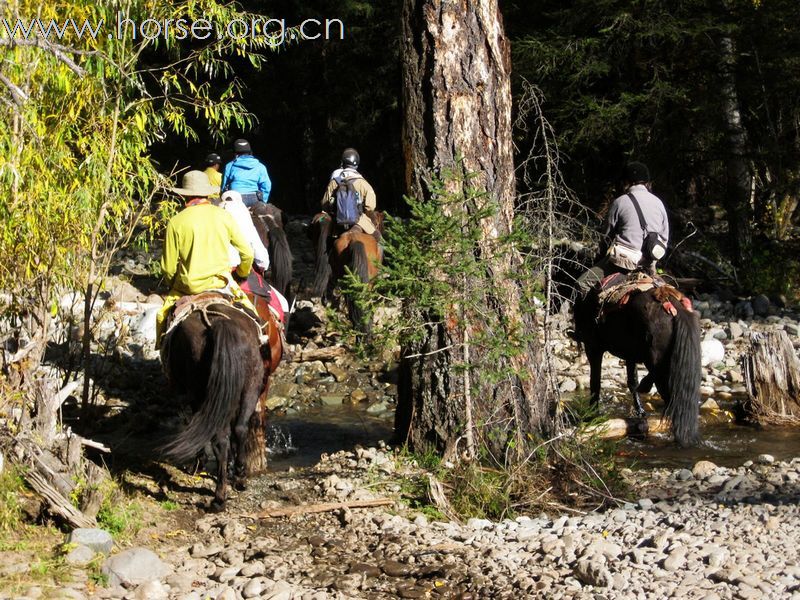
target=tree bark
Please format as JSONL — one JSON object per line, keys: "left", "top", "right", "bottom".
{"left": 719, "top": 36, "right": 752, "bottom": 270}
{"left": 397, "top": 0, "right": 556, "bottom": 459}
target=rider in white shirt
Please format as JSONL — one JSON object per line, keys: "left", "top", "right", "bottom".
{"left": 220, "top": 190, "right": 270, "bottom": 274}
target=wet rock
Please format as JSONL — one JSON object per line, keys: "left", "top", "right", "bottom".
{"left": 366, "top": 400, "right": 390, "bottom": 414}
{"left": 700, "top": 399, "right": 720, "bottom": 413}
{"left": 326, "top": 364, "right": 348, "bottom": 382}
{"left": 349, "top": 388, "right": 367, "bottom": 403}
{"left": 396, "top": 584, "right": 429, "bottom": 598}
{"left": 382, "top": 559, "right": 414, "bottom": 577}
{"left": 319, "top": 393, "right": 346, "bottom": 406}
{"left": 756, "top": 454, "right": 775, "bottom": 465}
{"left": 349, "top": 562, "right": 381, "bottom": 577}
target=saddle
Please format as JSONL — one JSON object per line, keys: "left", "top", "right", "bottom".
{"left": 595, "top": 271, "right": 692, "bottom": 318}
{"left": 164, "top": 291, "right": 267, "bottom": 344}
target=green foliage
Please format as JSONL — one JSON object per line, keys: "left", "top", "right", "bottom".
{"left": 342, "top": 167, "right": 535, "bottom": 369}
{"left": 446, "top": 462, "right": 514, "bottom": 520}
{"left": 96, "top": 483, "right": 143, "bottom": 540}
{"left": 0, "top": 0, "right": 281, "bottom": 364}
{"left": 507, "top": 0, "right": 800, "bottom": 270}
{"left": 743, "top": 242, "right": 800, "bottom": 301}
{"left": 0, "top": 467, "right": 26, "bottom": 533}
{"left": 159, "top": 499, "right": 179, "bottom": 511}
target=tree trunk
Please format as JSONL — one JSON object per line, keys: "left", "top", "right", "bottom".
{"left": 719, "top": 36, "right": 752, "bottom": 270}
{"left": 741, "top": 330, "right": 800, "bottom": 425}
{"left": 397, "top": 0, "right": 556, "bottom": 459}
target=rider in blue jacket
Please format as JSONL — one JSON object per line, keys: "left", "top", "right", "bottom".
{"left": 221, "top": 139, "right": 272, "bottom": 207}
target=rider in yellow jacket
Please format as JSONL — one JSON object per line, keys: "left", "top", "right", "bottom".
{"left": 156, "top": 170, "right": 255, "bottom": 345}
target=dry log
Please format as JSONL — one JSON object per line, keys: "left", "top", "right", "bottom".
{"left": 79, "top": 461, "right": 108, "bottom": 519}
{"left": 741, "top": 330, "right": 800, "bottom": 425}
{"left": 579, "top": 417, "right": 672, "bottom": 441}
{"left": 24, "top": 468, "right": 96, "bottom": 529}
{"left": 256, "top": 498, "right": 393, "bottom": 519}
{"left": 289, "top": 347, "right": 347, "bottom": 362}
{"left": 427, "top": 474, "right": 460, "bottom": 522}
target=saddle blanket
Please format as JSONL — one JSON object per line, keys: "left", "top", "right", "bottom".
{"left": 239, "top": 271, "right": 289, "bottom": 324}
{"left": 596, "top": 271, "right": 692, "bottom": 317}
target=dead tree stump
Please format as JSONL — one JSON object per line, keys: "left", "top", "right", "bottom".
{"left": 741, "top": 330, "right": 800, "bottom": 425}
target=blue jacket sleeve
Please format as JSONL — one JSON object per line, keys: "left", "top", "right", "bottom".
{"left": 221, "top": 163, "right": 233, "bottom": 192}
{"left": 259, "top": 164, "right": 271, "bottom": 201}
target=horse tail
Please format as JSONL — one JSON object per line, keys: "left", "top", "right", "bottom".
{"left": 312, "top": 216, "right": 333, "bottom": 298}
{"left": 665, "top": 306, "right": 701, "bottom": 447}
{"left": 162, "top": 319, "right": 246, "bottom": 462}
{"left": 346, "top": 240, "right": 371, "bottom": 331}
{"left": 265, "top": 216, "right": 292, "bottom": 297}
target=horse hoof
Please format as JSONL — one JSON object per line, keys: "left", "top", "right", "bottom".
{"left": 209, "top": 500, "right": 226, "bottom": 513}
{"left": 233, "top": 479, "right": 248, "bottom": 492}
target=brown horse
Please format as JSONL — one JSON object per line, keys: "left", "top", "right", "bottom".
{"left": 311, "top": 213, "right": 382, "bottom": 332}
{"left": 160, "top": 296, "right": 282, "bottom": 512}
{"left": 574, "top": 283, "right": 702, "bottom": 447}
{"left": 250, "top": 203, "right": 293, "bottom": 298}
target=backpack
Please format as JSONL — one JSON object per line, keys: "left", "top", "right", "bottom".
{"left": 627, "top": 192, "right": 667, "bottom": 262}
{"left": 334, "top": 173, "right": 363, "bottom": 226}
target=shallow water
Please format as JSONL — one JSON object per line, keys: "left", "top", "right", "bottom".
{"left": 267, "top": 403, "right": 800, "bottom": 473}
{"left": 267, "top": 404, "right": 394, "bottom": 471}
{"left": 619, "top": 423, "right": 800, "bottom": 469}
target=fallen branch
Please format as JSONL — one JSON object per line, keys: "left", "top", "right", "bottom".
{"left": 57, "top": 429, "right": 111, "bottom": 453}
{"left": 577, "top": 417, "right": 671, "bottom": 441}
{"left": 256, "top": 498, "right": 393, "bottom": 518}
{"left": 289, "top": 347, "right": 347, "bottom": 362}
{"left": 681, "top": 251, "right": 738, "bottom": 285}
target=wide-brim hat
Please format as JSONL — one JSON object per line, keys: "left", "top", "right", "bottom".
{"left": 171, "top": 170, "right": 219, "bottom": 197}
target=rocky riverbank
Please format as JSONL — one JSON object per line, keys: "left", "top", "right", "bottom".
{"left": 16, "top": 446, "right": 798, "bottom": 600}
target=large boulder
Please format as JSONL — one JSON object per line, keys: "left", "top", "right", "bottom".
{"left": 701, "top": 339, "right": 725, "bottom": 366}
{"left": 102, "top": 547, "right": 172, "bottom": 589}
{"left": 67, "top": 528, "right": 113, "bottom": 555}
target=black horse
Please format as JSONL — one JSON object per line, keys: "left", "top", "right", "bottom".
{"left": 160, "top": 302, "right": 265, "bottom": 512}
{"left": 251, "top": 203, "right": 293, "bottom": 298}
{"left": 574, "top": 284, "right": 702, "bottom": 447}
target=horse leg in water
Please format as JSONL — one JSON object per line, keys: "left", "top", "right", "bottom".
{"left": 626, "top": 362, "right": 646, "bottom": 417}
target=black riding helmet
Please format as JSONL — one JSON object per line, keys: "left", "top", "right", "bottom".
{"left": 341, "top": 148, "right": 360, "bottom": 169}
{"left": 204, "top": 152, "right": 222, "bottom": 166}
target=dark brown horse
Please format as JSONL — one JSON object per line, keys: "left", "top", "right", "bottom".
{"left": 574, "top": 284, "right": 702, "bottom": 447}
{"left": 161, "top": 297, "right": 282, "bottom": 511}
{"left": 310, "top": 213, "right": 383, "bottom": 332}
{"left": 250, "top": 203, "right": 293, "bottom": 298}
